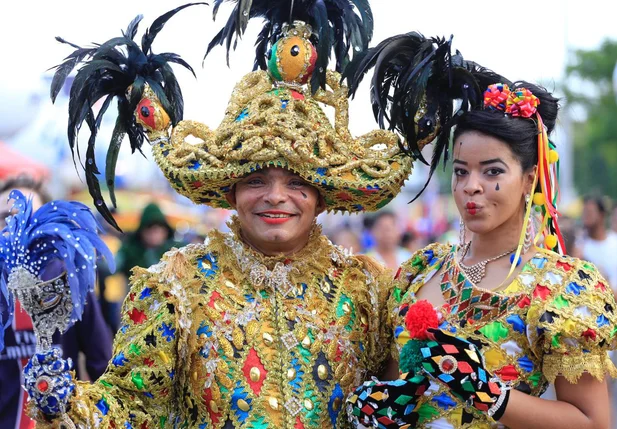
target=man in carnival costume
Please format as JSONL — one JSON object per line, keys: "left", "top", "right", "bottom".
{"left": 21, "top": 2, "right": 429, "bottom": 428}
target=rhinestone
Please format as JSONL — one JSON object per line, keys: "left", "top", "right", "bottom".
{"left": 282, "top": 332, "right": 299, "bottom": 350}
{"left": 250, "top": 367, "right": 261, "bottom": 382}
{"left": 285, "top": 397, "right": 303, "bottom": 416}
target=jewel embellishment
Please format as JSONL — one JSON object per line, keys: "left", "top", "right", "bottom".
{"left": 438, "top": 355, "right": 458, "bottom": 375}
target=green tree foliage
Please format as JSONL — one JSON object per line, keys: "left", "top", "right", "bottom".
{"left": 565, "top": 40, "right": 617, "bottom": 199}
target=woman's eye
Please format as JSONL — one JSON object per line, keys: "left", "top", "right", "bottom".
{"left": 453, "top": 168, "right": 468, "bottom": 177}
{"left": 485, "top": 168, "right": 504, "bottom": 176}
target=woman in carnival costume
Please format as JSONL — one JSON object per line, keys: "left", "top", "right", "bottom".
{"left": 23, "top": 2, "right": 424, "bottom": 428}
{"left": 344, "top": 33, "right": 617, "bottom": 428}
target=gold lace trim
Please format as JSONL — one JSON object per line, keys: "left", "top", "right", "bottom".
{"left": 542, "top": 352, "right": 617, "bottom": 384}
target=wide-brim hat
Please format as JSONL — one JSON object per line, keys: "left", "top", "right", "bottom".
{"left": 149, "top": 70, "right": 412, "bottom": 213}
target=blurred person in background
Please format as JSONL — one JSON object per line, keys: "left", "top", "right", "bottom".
{"left": 331, "top": 225, "right": 363, "bottom": 253}
{"left": 611, "top": 205, "right": 617, "bottom": 235}
{"left": 0, "top": 175, "right": 112, "bottom": 429}
{"left": 581, "top": 195, "right": 617, "bottom": 291}
{"left": 115, "top": 202, "right": 184, "bottom": 280}
{"left": 366, "top": 211, "right": 412, "bottom": 270}
{"left": 400, "top": 229, "right": 424, "bottom": 254}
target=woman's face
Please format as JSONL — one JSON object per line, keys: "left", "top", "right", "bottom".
{"left": 451, "top": 131, "right": 535, "bottom": 236}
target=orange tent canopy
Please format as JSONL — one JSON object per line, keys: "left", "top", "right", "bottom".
{"left": 0, "top": 142, "right": 50, "bottom": 181}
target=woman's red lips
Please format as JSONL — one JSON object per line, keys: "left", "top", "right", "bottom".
{"left": 465, "top": 202, "right": 480, "bottom": 215}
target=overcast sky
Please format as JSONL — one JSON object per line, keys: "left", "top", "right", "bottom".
{"left": 2, "top": 0, "right": 617, "bottom": 133}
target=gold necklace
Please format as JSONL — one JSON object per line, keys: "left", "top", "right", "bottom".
{"left": 458, "top": 242, "right": 516, "bottom": 285}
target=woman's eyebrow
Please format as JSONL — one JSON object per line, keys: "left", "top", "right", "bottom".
{"left": 479, "top": 158, "right": 507, "bottom": 166}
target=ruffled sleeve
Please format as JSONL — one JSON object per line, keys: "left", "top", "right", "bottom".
{"left": 29, "top": 247, "right": 197, "bottom": 428}
{"left": 527, "top": 253, "right": 617, "bottom": 383}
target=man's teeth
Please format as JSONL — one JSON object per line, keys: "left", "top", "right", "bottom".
{"left": 260, "top": 213, "right": 291, "bottom": 218}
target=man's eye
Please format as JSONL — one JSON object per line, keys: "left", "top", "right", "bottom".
{"left": 289, "top": 181, "right": 304, "bottom": 188}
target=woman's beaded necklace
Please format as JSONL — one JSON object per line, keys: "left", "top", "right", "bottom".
{"left": 457, "top": 242, "right": 516, "bottom": 285}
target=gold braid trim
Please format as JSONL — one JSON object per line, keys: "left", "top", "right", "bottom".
{"left": 542, "top": 352, "right": 617, "bottom": 384}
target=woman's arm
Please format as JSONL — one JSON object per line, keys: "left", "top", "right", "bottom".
{"left": 499, "top": 374, "right": 610, "bottom": 429}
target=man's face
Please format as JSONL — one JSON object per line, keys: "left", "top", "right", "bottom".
{"left": 226, "top": 167, "right": 325, "bottom": 255}
{"left": 0, "top": 188, "right": 44, "bottom": 229}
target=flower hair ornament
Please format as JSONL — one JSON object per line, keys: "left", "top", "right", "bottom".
{"left": 484, "top": 83, "right": 565, "bottom": 261}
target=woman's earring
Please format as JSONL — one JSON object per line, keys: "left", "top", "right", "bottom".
{"left": 524, "top": 194, "right": 533, "bottom": 252}
{"left": 459, "top": 218, "right": 467, "bottom": 247}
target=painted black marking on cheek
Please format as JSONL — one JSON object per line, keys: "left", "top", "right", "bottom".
{"left": 495, "top": 183, "right": 500, "bottom": 191}
{"left": 300, "top": 191, "right": 308, "bottom": 199}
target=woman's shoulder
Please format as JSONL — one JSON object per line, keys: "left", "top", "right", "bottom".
{"left": 526, "top": 249, "right": 610, "bottom": 290}
{"left": 397, "top": 242, "right": 452, "bottom": 277}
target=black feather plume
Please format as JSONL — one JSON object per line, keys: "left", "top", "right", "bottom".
{"left": 50, "top": 3, "right": 206, "bottom": 231}
{"left": 205, "top": 0, "right": 373, "bottom": 92}
{"left": 343, "top": 32, "right": 507, "bottom": 202}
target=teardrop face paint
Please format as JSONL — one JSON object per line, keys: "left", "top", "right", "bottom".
{"left": 496, "top": 183, "right": 500, "bottom": 191}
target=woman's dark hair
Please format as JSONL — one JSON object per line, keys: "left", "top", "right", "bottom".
{"left": 453, "top": 81, "right": 560, "bottom": 171}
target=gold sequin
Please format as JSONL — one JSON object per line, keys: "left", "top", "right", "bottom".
{"left": 302, "top": 335, "right": 311, "bottom": 348}
{"left": 317, "top": 364, "right": 328, "bottom": 380}
{"left": 209, "top": 400, "right": 219, "bottom": 414}
{"left": 287, "top": 368, "right": 296, "bottom": 380}
{"left": 269, "top": 397, "right": 279, "bottom": 410}
{"left": 250, "top": 367, "right": 261, "bottom": 382}
{"left": 237, "top": 399, "right": 250, "bottom": 412}
{"left": 333, "top": 398, "right": 341, "bottom": 411}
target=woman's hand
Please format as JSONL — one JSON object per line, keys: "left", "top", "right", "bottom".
{"left": 23, "top": 348, "right": 75, "bottom": 416}
{"left": 421, "top": 328, "right": 510, "bottom": 419}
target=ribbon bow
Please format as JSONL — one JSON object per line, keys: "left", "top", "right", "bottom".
{"left": 484, "top": 83, "right": 540, "bottom": 118}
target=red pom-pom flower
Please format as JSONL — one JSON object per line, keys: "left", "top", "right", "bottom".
{"left": 506, "top": 88, "right": 540, "bottom": 118}
{"left": 405, "top": 300, "right": 439, "bottom": 340}
{"left": 484, "top": 83, "right": 511, "bottom": 111}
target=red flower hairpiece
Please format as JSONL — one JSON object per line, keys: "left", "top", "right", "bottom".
{"left": 484, "top": 83, "right": 540, "bottom": 118}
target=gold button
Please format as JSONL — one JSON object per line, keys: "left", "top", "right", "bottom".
{"left": 269, "top": 397, "right": 279, "bottom": 410}
{"left": 342, "top": 302, "right": 352, "bottom": 314}
{"left": 209, "top": 400, "right": 219, "bottom": 413}
{"left": 317, "top": 364, "right": 328, "bottom": 380}
{"left": 304, "top": 399, "right": 313, "bottom": 410}
{"left": 287, "top": 368, "right": 296, "bottom": 380}
{"left": 360, "top": 312, "right": 368, "bottom": 325}
{"left": 225, "top": 280, "right": 236, "bottom": 288}
{"left": 263, "top": 333, "right": 273, "bottom": 346}
{"left": 237, "top": 399, "right": 250, "bottom": 412}
{"left": 333, "top": 398, "right": 341, "bottom": 411}
{"left": 302, "top": 335, "right": 311, "bottom": 348}
{"left": 250, "top": 367, "right": 261, "bottom": 382}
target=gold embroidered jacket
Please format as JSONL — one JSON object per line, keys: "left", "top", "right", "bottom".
{"left": 31, "top": 221, "right": 391, "bottom": 428}
{"left": 390, "top": 243, "right": 617, "bottom": 428}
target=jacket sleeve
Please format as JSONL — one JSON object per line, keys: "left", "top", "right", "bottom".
{"left": 30, "top": 264, "right": 183, "bottom": 428}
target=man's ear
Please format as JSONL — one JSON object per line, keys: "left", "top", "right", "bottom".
{"left": 225, "top": 186, "right": 237, "bottom": 209}
{"left": 315, "top": 193, "right": 326, "bottom": 216}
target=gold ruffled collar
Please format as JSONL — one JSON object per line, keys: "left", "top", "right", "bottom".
{"left": 208, "top": 216, "right": 350, "bottom": 296}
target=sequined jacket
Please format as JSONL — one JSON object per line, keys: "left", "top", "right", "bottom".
{"left": 31, "top": 222, "right": 391, "bottom": 428}
{"left": 390, "top": 243, "right": 617, "bottom": 429}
